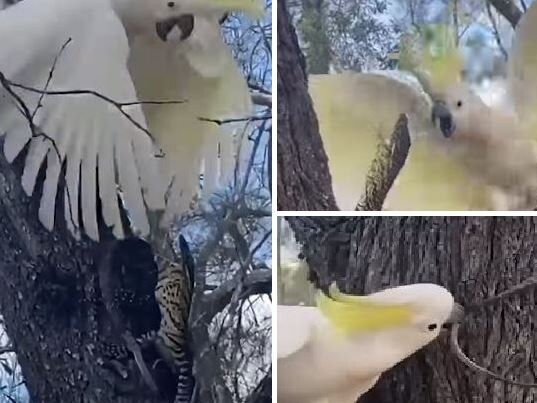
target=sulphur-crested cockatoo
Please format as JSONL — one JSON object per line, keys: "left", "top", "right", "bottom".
{"left": 312, "top": 7, "right": 537, "bottom": 211}
{"left": 309, "top": 70, "right": 492, "bottom": 211}
{"left": 0, "top": 0, "right": 262, "bottom": 241}
{"left": 278, "top": 283, "right": 463, "bottom": 403}
{"left": 428, "top": 2, "right": 537, "bottom": 209}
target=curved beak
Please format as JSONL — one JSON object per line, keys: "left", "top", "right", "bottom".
{"left": 431, "top": 101, "right": 456, "bottom": 138}
{"left": 155, "top": 14, "right": 194, "bottom": 42}
{"left": 443, "top": 303, "right": 464, "bottom": 329}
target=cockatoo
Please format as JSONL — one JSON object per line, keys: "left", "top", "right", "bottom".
{"left": 277, "top": 283, "right": 464, "bottom": 403}
{"left": 310, "top": 4, "right": 537, "bottom": 211}
{"left": 309, "top": 71, "right": 489, "bottom": 211}
{"left": 428, "top": 3, "right": 537, "bottom": 208}
{"left": 430, "top": 83, "right": 537, "bottom": 206}
{"left": 0, "top": 0, "right": 262, "bottom": 241}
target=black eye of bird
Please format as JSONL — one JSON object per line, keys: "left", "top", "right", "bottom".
{"left": 428, "top": 323, "right": 438, "bottom": 331}
{"left": 456, "top": 100, "right": 463, "bottom": 108}
{"left": 167, "top": 1, "right": 175, "bottom": 7}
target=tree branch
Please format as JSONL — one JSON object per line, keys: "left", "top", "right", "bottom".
{"left": 356, "top": 114, "right": 411, "bottom": 211}
{"left": 202, "top": 270, "right": 272, "bottom": 324}
{"left": 487, "top": 0, "right": 523, "bottom": 28}
{"left": 251, "top": 93, "right": 272, "bottom": 107}
{"left": 277, "top": 0, "right": 338, "bottom": 211}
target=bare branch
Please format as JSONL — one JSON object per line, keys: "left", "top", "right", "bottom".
{"left": 450, "top": 323, "right": 537, "bottom": 388}
{"left": 198, "top": 114, "right": 271, "bottom": 126}
{"left": 486, "top": 1, "right": 508, "bottom": 60}
{"left": 356, "top": 114, "right": 411, "bottom": 211}
{"left": 251, "top": 92, "right": 272, "bottom": 107}
{"left": 487, "top": 0, "right": 523, "bottom": 28}
{"left": 3, "top": 77, "right": 184, "bottom": 142}
{"left": 0, "top": 346, "right": 14, "bottom": 355}
{"left": 202, "top": 269, "right": 272, "bottom": 323}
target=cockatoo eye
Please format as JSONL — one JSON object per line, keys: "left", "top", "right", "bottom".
{"left": 456, "top": 100, "right": 463, "bottom": 108}
{"left": 167, "top": 1, "right": 176, "bottom": 7}
{"left": 427, "top": 323, "right": 438, "bottom": 331}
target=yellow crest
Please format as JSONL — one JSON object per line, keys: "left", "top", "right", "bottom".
{"left": 316, "top": 284, "right": 413, "bottom": 333}
{"left": 400, "top": 24, "right": 462, "bottom": 93}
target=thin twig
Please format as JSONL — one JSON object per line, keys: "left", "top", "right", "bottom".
{"left": 466, "top": 275, "right": 537, "bottom": 312}
{"left": 485, "top": 2, "right": 508, "bottom": 60}
{"left": 198, "top": 114, "right": 271, "bottom": 126}
{"left": 32, "top": 38, "right": 73, "bottom": 120}
{"left": 7, "top": 81, "right": 185, "bottom": 141}
{"left": 450, "top": 323, "right": 537, "bottom": 388}
{"left": 450, "top": 275, "right": 537, "bottom": 388}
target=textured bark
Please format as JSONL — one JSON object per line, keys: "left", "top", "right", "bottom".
{"left": 245, "top": 369, "right": 271, "bottom": 403}
{"left": 0, "top": 144, "right": 168, "bottom": 402}
{"left": 287, "top": 216, "right": 537, "bottom": 403}
{"left": 300, "top": 0, "right": 331, "bottom": 74}
{"left": 356, "top": 114, "right": 410, "bottom": 211}
{"left": 277, "top": 0, "right": 338, "bottom": 211}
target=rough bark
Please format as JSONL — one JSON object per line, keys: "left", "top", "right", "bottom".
{"left": 0, "top": 145, "right": 164, "bottom": 402}
{"left": 287, "top": 216, "right": 537, "bottom": 403}
{"left": 277, "top": 0, "right": 338, "bottom": 211}
{"left": 356, "top": 114, "right": 410, "bottom": 211}
{"left": 0, "top": 142, "right": 272, "bottom": 402}
{"left": 300, "top": 0, "right": 331, "bottom": 74}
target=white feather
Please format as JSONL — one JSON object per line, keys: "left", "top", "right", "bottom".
{"left": 0, "top": 0, "right": 166, "bottom": 240}
{"left": 21, "top": 138, "right": 49, "bottom": 196}
{"left": 81, "top": 124, "right": 99, "bottom": 241}
{"left": 115, "top": 130, "right": 149, "bottom": 236}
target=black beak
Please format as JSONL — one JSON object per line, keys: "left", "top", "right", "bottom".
{"left": 431, "top": 101, "right": 456, "bottom": 138}
{"left": 155, "top": 14, "right": 194, "bottom": 42}
{"left": 442, "top": 303, "right": 465, "bottom": 329}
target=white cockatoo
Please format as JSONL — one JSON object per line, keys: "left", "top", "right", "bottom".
{"left": 310, "top": 4, "right": 537, "bottom": 211}
{"left": 277, "top": 283, "right": 464, "bottom": 403}
{"left": 0, "top": 0, "right": 263, "bottom": 241}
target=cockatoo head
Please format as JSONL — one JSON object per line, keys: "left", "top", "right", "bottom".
{"left": 111, "top": 0, "right": 263, "bottom": 41}
{"left": 432, "top": 83, "right": 486, "bottom": 139}
{"left": 366, "top": 283, "right": 462, "bottom": 344}
{"left": 317, "top": 283, "right": 463, "bottom": 376}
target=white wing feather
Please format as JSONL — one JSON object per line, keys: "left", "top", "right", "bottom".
{"left": 128, "top": 16, "right": 252, "bottom": 224}
{"left": 0, "top": 0, "right": 165, "bottom": 240}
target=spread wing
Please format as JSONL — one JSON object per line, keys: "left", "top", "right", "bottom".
{"left": 128, "top": 16, "right": 252, "bottom": 226}
{"left": 0, "top": 0, "right": 166, "bottom": 241}
{"left": 277, "top": 305, "right": 326, "bottom": 359}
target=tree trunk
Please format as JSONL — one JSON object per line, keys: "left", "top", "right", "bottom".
{"left": 300, "top": 0, "right": 331, "bottom": 74}
{"left": 0, "top": 147, "right": 158, "bottom": 402}
{"left": 488, "top": 0, "right": 523, "bottom": 28}
{"left": 287, "top": 216, "right": 537, "bottom": 403}
{"left": 277, "top": 0, "right": 338, "bottom": 211}
{"left": 0, "top": 143, "right": 272, "bottom": 403}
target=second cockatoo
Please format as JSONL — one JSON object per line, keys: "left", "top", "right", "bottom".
{"left": 309, "top": 70, "right": 493, "bottom": 211}
{"left": 277, "top": 283, "right": 463, "bottom": 403}
{"left": 310, "top": 5, "right": 537, "bottom": 211}
{"left": 429, "top": 2, "right": 537, "bottom": 208}
{"left": 0, "top": 0, "right": 262, "bottom": 241}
